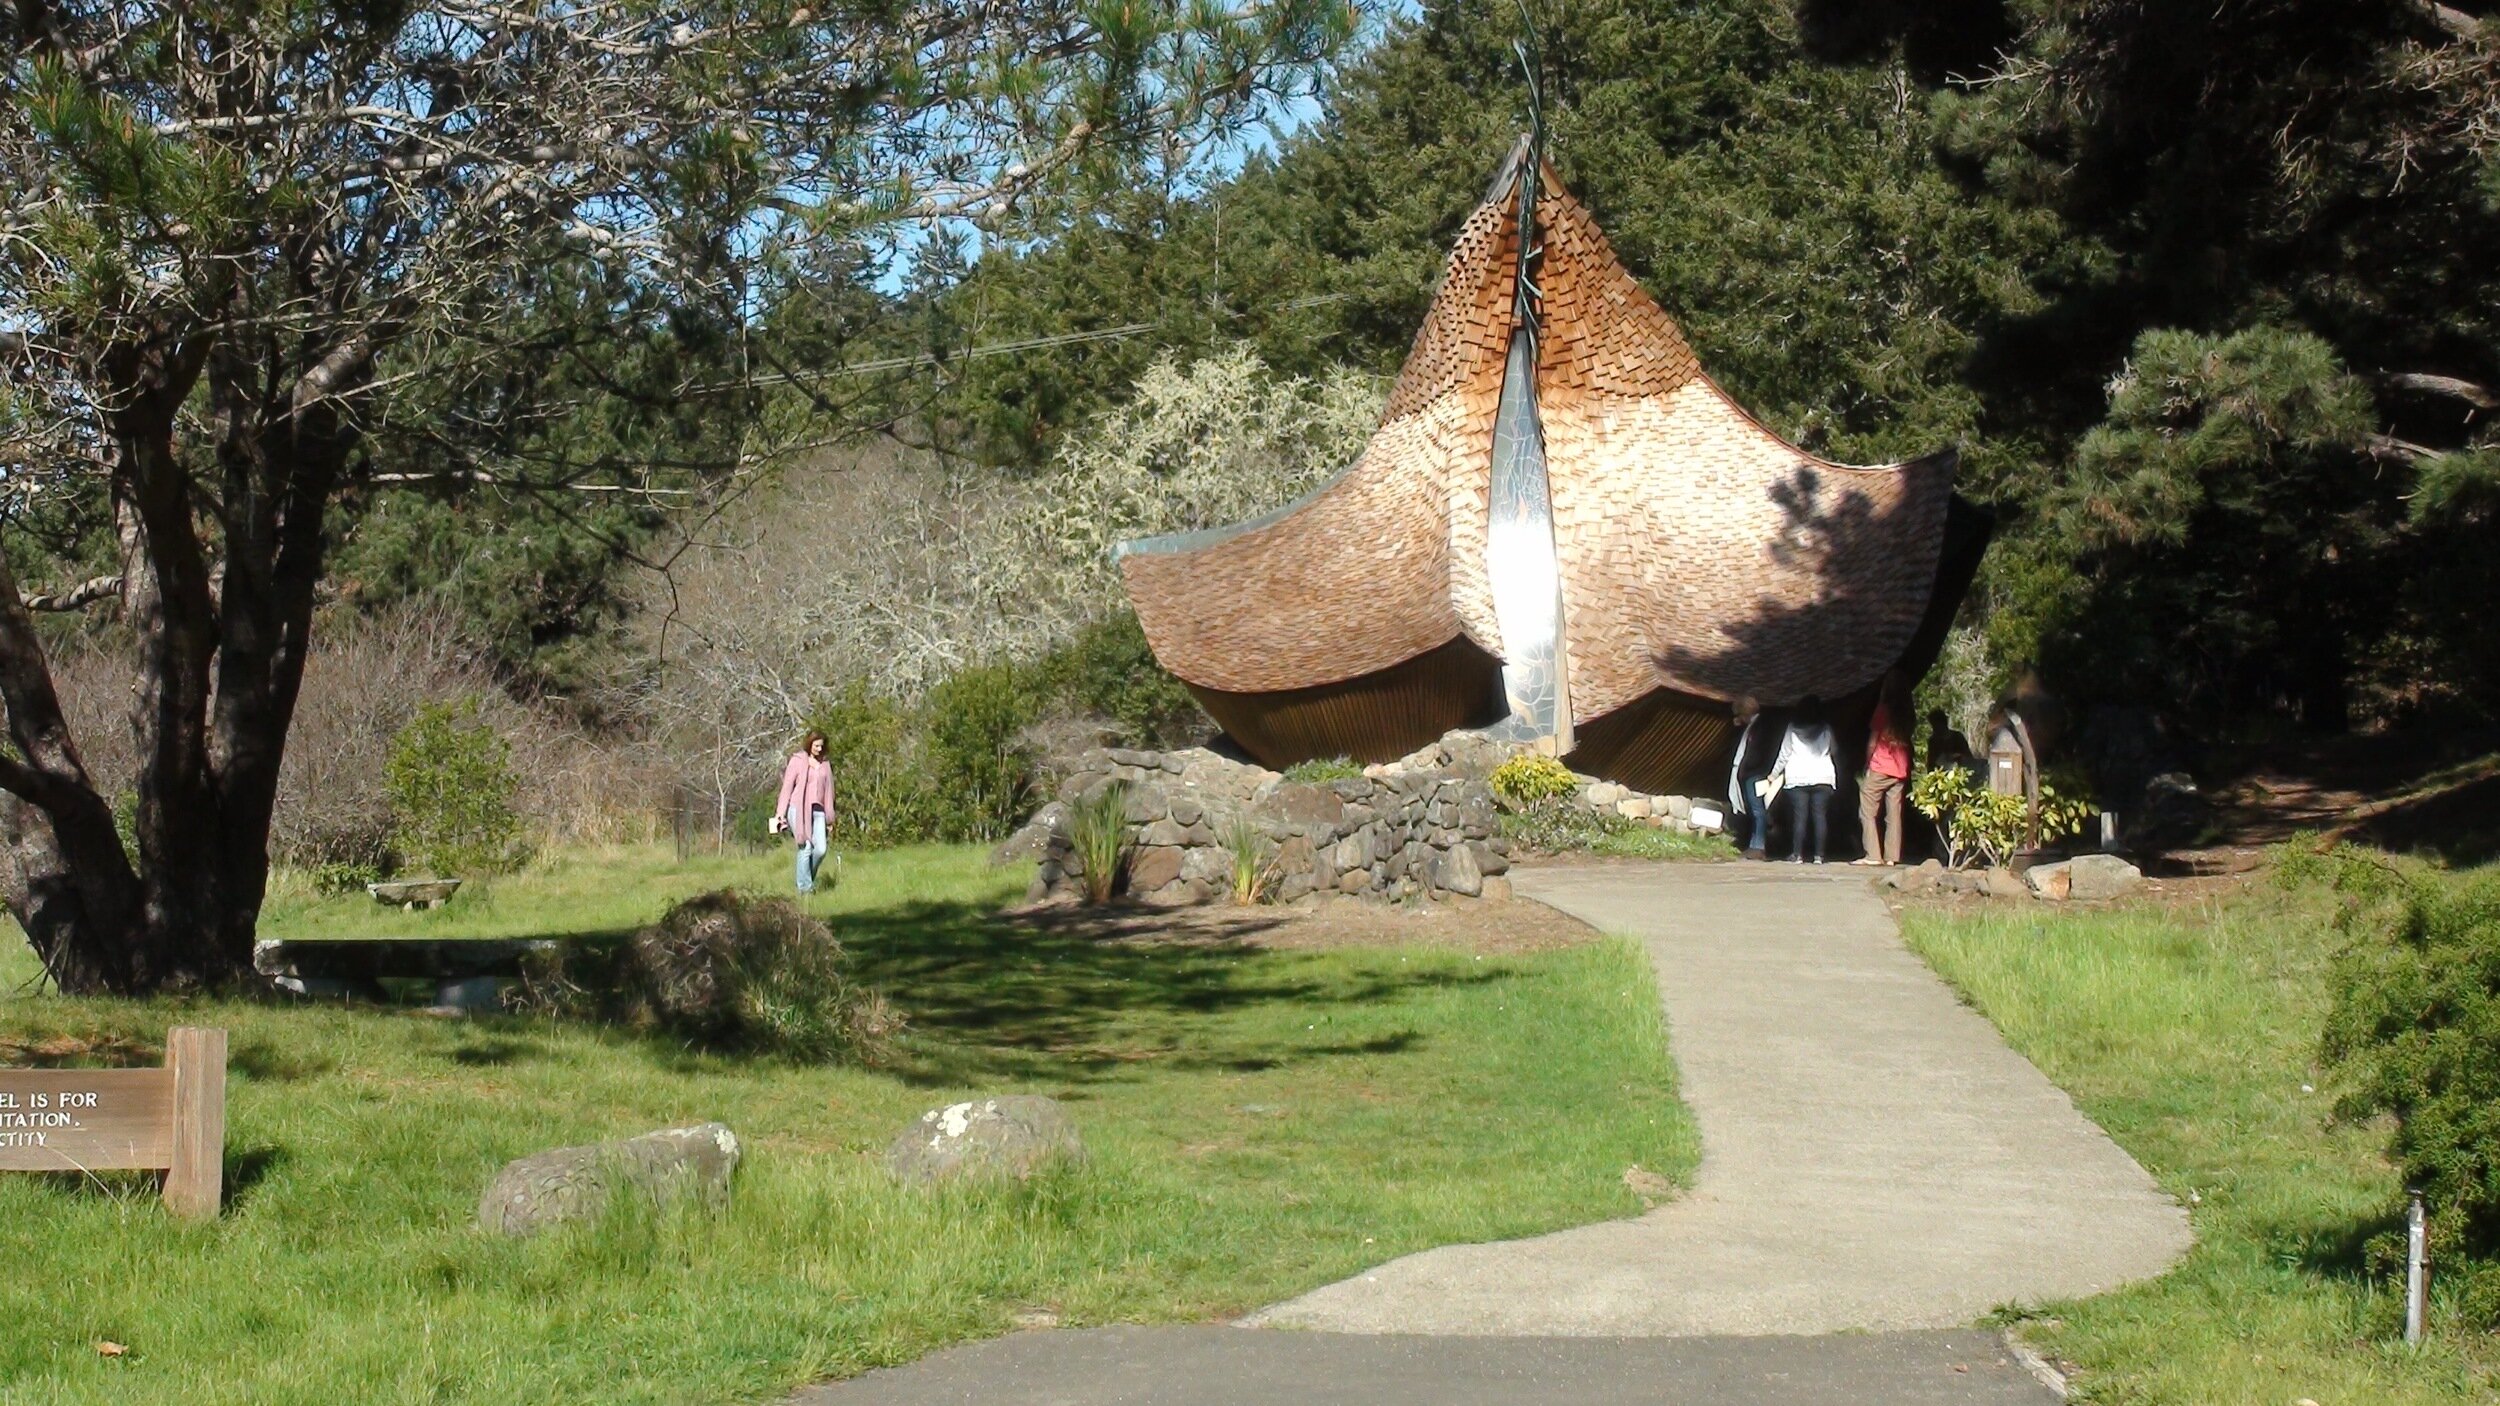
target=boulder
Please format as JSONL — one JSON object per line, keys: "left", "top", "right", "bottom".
{"left": 2056, "top": 853, "right": 2145, "bottom": 901}
{"left": 1472, "top": 840, "right": 1510, "bottom": 877}
{"left": 1887, "top": 859, "right": 1946, "bottom": 894}
{"left": 1480, "top": 875, "right": 1514, "bottom": 904}
{"left": 1331, "top": 832, "right": 1370, "bottom": 876}
{"left": 1122, "top": 784, "right": 1171, "bottom": 824}
{"left": 1617, "top": 796, "right": 1653, "bottom": 820}
{"left": 1140, "top": 878, "right": 1209, "bottom": 908}
{"left": 887, "top": 1096, "right": 1083, "bottom": 1184}
{"left": 1168, "top": 795, "right": 1204, "bottom": 828}
{"left": 1436, "top": 841, "right": 1485, "bottom": 897}
{"left": 1982, "top": 867, "right": 2033, "bottom": 900}
{"left": 1584, "top": 781, "right": 1625, "bottom": 808}
{"left": 1138, "top": 817, "right": 1216, "bottom": 848}
{"left": 1127, "top": 845, "right": 1185, "bottom": 895}
{"left": 991, "top": 801, "right": 1067, "bottom": 865}
{"left": 1664, "top": 794, "right": 1693, "bottom": 822}
{"left": 478, "top": 1123, "right": 740, "bottom": 1237}
{"left": 1180, "top": 846, "right": 1233, "bottom": 888}
{"left": 1263, "top": 782, "right": 1347, "bottom": 836}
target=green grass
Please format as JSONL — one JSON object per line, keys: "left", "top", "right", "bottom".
{"left": 0, "top": 844, "right": 1696, "bottom": 1406}
{"left": 1587, "top": 825, "right": 1737, "bottom": 862}
{"left": 1903, "top": 881, "right": 2500, "bottom": 1404}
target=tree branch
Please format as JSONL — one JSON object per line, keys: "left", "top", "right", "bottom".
{"left": 2367, "top": 432, "right": 2441, "bottom": 461}
{"left": 19, "top": 575, "right": 125, "bottom": 613}
{"left": 2408, "top": 0, "right": 2490, "bottom": 43}
{"left": 2385, "top": 371, "right": 2499, "bottom": 410}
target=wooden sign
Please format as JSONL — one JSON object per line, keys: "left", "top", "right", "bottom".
{"left": 0, "top": 1026, "right": 225, "bottom": 1219}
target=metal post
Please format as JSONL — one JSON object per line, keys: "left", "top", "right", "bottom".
{"left": 2406, "top": 1188, "right": 2428, "bottom": 1345}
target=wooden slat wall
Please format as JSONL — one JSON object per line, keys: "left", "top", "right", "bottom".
{"left": 1563, "top": 687, "right": 1740, "bottom": 798}
{"left": 1194, "top": 637, "right": 1509, "bottom": 767}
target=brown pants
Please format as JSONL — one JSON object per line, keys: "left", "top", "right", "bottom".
{"left": 1859, "top": 771, "right": 1906, "bottom": 864}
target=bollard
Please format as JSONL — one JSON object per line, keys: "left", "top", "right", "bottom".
{"left": 2406, "top": 1188, "right": 2428, "bottom": 1345}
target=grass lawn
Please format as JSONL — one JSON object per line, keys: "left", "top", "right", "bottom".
{"left": 1903, "top": 877, "right": 2500, "bottom": 1405}
{"left": 0, "top": 843, "right": 1696, "bottom": 1406}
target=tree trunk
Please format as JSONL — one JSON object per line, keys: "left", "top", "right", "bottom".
{"left": 0, "top": 354, "right": 342, "bottom": 994}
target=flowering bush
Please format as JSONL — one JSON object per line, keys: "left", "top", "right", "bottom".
{"left": 1908, "top": 766, "right": 2093, "bottom": 869}
{"left": 1490, "top": 754, "right": 1579, "bottom": 810}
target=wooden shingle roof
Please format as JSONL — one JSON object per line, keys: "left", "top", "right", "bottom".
{"left": 1118, "top": 147, "right": 1957, "bottom": 723}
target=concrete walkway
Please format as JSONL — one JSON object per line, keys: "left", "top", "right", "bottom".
{"left": 791, "top": 861, "right": 2187, "bottom": 1402}
{"left": 793, "top": 1325, "right": 2060, "bottom": 1404}
{"left": 1249, "top": 862, "right": 2191, "bottom": 1336}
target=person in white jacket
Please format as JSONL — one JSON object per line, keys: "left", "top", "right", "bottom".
{"left": 1771, "top": 696, "right": 1838, "bottom": 863}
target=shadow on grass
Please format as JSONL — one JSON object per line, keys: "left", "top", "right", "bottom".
{"left": 2275, "top": 1204, "right": 2406, "bottom": 1283}
{"left": 444, "top": 1037, "right": 551, "bottom": 1068}
{"left": 830, "top": 898, "right": 1510, "bottom": 1088}
{"left": 225, "top": 1144, "right": 287, "bottom": 1208}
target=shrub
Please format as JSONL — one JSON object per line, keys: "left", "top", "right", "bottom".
{"left": 1068, "top": 782, "right": 1131, "bottom": 905}
{"left": 730, "top": 789, "right": 780, "bottom": 849}
{"left": 809, "top": 686, "right": 926, "bottom": 847}
{"left": 1498, "top": 804, "right": 1631, "bottom": 855}
{"left": 1908, "top": 767, "right": 2093, "bottom": 869}
{"left": 608, "top": 890, "right": 902, "bottom": 1062}
{"left": 2311, "top": 846, "right": 2500, "bottom": 1327}
{"left": 1032, "top": 610, "right": 1209, "bottom": 749}
{"left": 310, "top": 859, "right": 386, "bottom": 896}
{"left": 1490, "top": 754, "right": 1578, "bottom": 810}
{"left": 921, "top": 661, "right": 1039, "bottom": 841}
{"left": 384, "top": 698, "right": 525, "bottom": 876}
{"left": 1283, "top": 756, "right": 1364, "bottom": 784}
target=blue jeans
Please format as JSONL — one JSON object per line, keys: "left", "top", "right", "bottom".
{"left": 1788, "top": 784, "right": 1832, "bottom": 862}
{"left": 793, "top": 811, "right": 827, "bottom": 892}
{"left": 1742, "top": 787, "right": 1770, "bottom": 853}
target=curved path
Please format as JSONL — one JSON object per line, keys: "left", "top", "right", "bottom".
{"left": 1247, "top": 862, "right": 2191, "bottom": 1336}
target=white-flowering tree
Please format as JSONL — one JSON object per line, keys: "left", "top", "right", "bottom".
{"left": 641, "top": 345, "right": 1381, "bottom": 810}
{"left": 0, "top": 2, "right": 1356, "bottom": 993}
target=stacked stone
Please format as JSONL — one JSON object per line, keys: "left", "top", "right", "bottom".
{"left": 1012, "top": 743, "right": 1511, "bottom": 907}
{"left": 1569, "top": 779, "right": 1718, "bottom": 835}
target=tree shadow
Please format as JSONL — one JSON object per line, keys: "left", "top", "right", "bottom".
{"left": 831, "top": 897, "right": 1505, "bottom": 1088}
{"left": 445, "top": 1038, "right": 547, "bottom": 1068}
{"left": 1641, "top": 458, "right": 1982, "bottom": 860}
{"left": 231, "top": 1037, "right": 338, "bottom": 1082}
{"left": 2272, "top": 1202, "right": 2404, "bottom": 1284}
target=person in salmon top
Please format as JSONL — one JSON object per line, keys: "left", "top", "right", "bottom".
{"left": 774, "top": 731, "right": 837, "bottom": 894}
{"left": 1855, "top": 671, "right": 1913, "bottom": 866}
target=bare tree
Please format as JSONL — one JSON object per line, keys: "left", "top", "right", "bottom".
{"left": 0, "top": 1, "right": 1354, "bottom": 992}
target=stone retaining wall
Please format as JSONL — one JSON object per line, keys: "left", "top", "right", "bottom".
{"left": 1008, "top": 744, "right": 1512, "bottom": 907}
{"left": 1003, "top": 730, "right": 1730, "bottom": 908}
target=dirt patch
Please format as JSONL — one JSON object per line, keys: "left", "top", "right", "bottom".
{"left": 1004, "top": 886, "right": 1600, "bottom": 956}
{"left": 2153, "top": 733, "right": 2500, "bottom": 874}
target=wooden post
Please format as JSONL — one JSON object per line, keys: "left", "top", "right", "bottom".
{"left": 163, "top": 1026, "right": 226, "bottom": 1220}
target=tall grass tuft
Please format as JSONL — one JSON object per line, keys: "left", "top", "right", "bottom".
{"left": 1069, "top": 781, "right": 1131, "bottom": 904}
{"left": 1221, "top": 811, "right": 1276, "bottom": 905}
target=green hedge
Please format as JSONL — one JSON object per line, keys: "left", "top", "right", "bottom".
{"left": 2304, "top": 843, "right": 2500, "bottom": 1327}
{"left": 770, "top": 609, "right": 1211, "bottom": 850}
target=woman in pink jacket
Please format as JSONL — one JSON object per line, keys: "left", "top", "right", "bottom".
{"left": 774, "top": 732, "right": 837, "bottom": 893}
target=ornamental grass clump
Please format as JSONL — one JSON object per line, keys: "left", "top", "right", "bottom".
{"left": 2306, "top": 844, "right": 2500, "bottom": 1328}
{"left": 605, "top": 890, "right": 902, "bottom": 1063}
{"left": 1221, "top": 811, "right": 1277, "bottom": 905}
{"left": 1069, "top": 781, "right": 1132, "bottom": 905}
